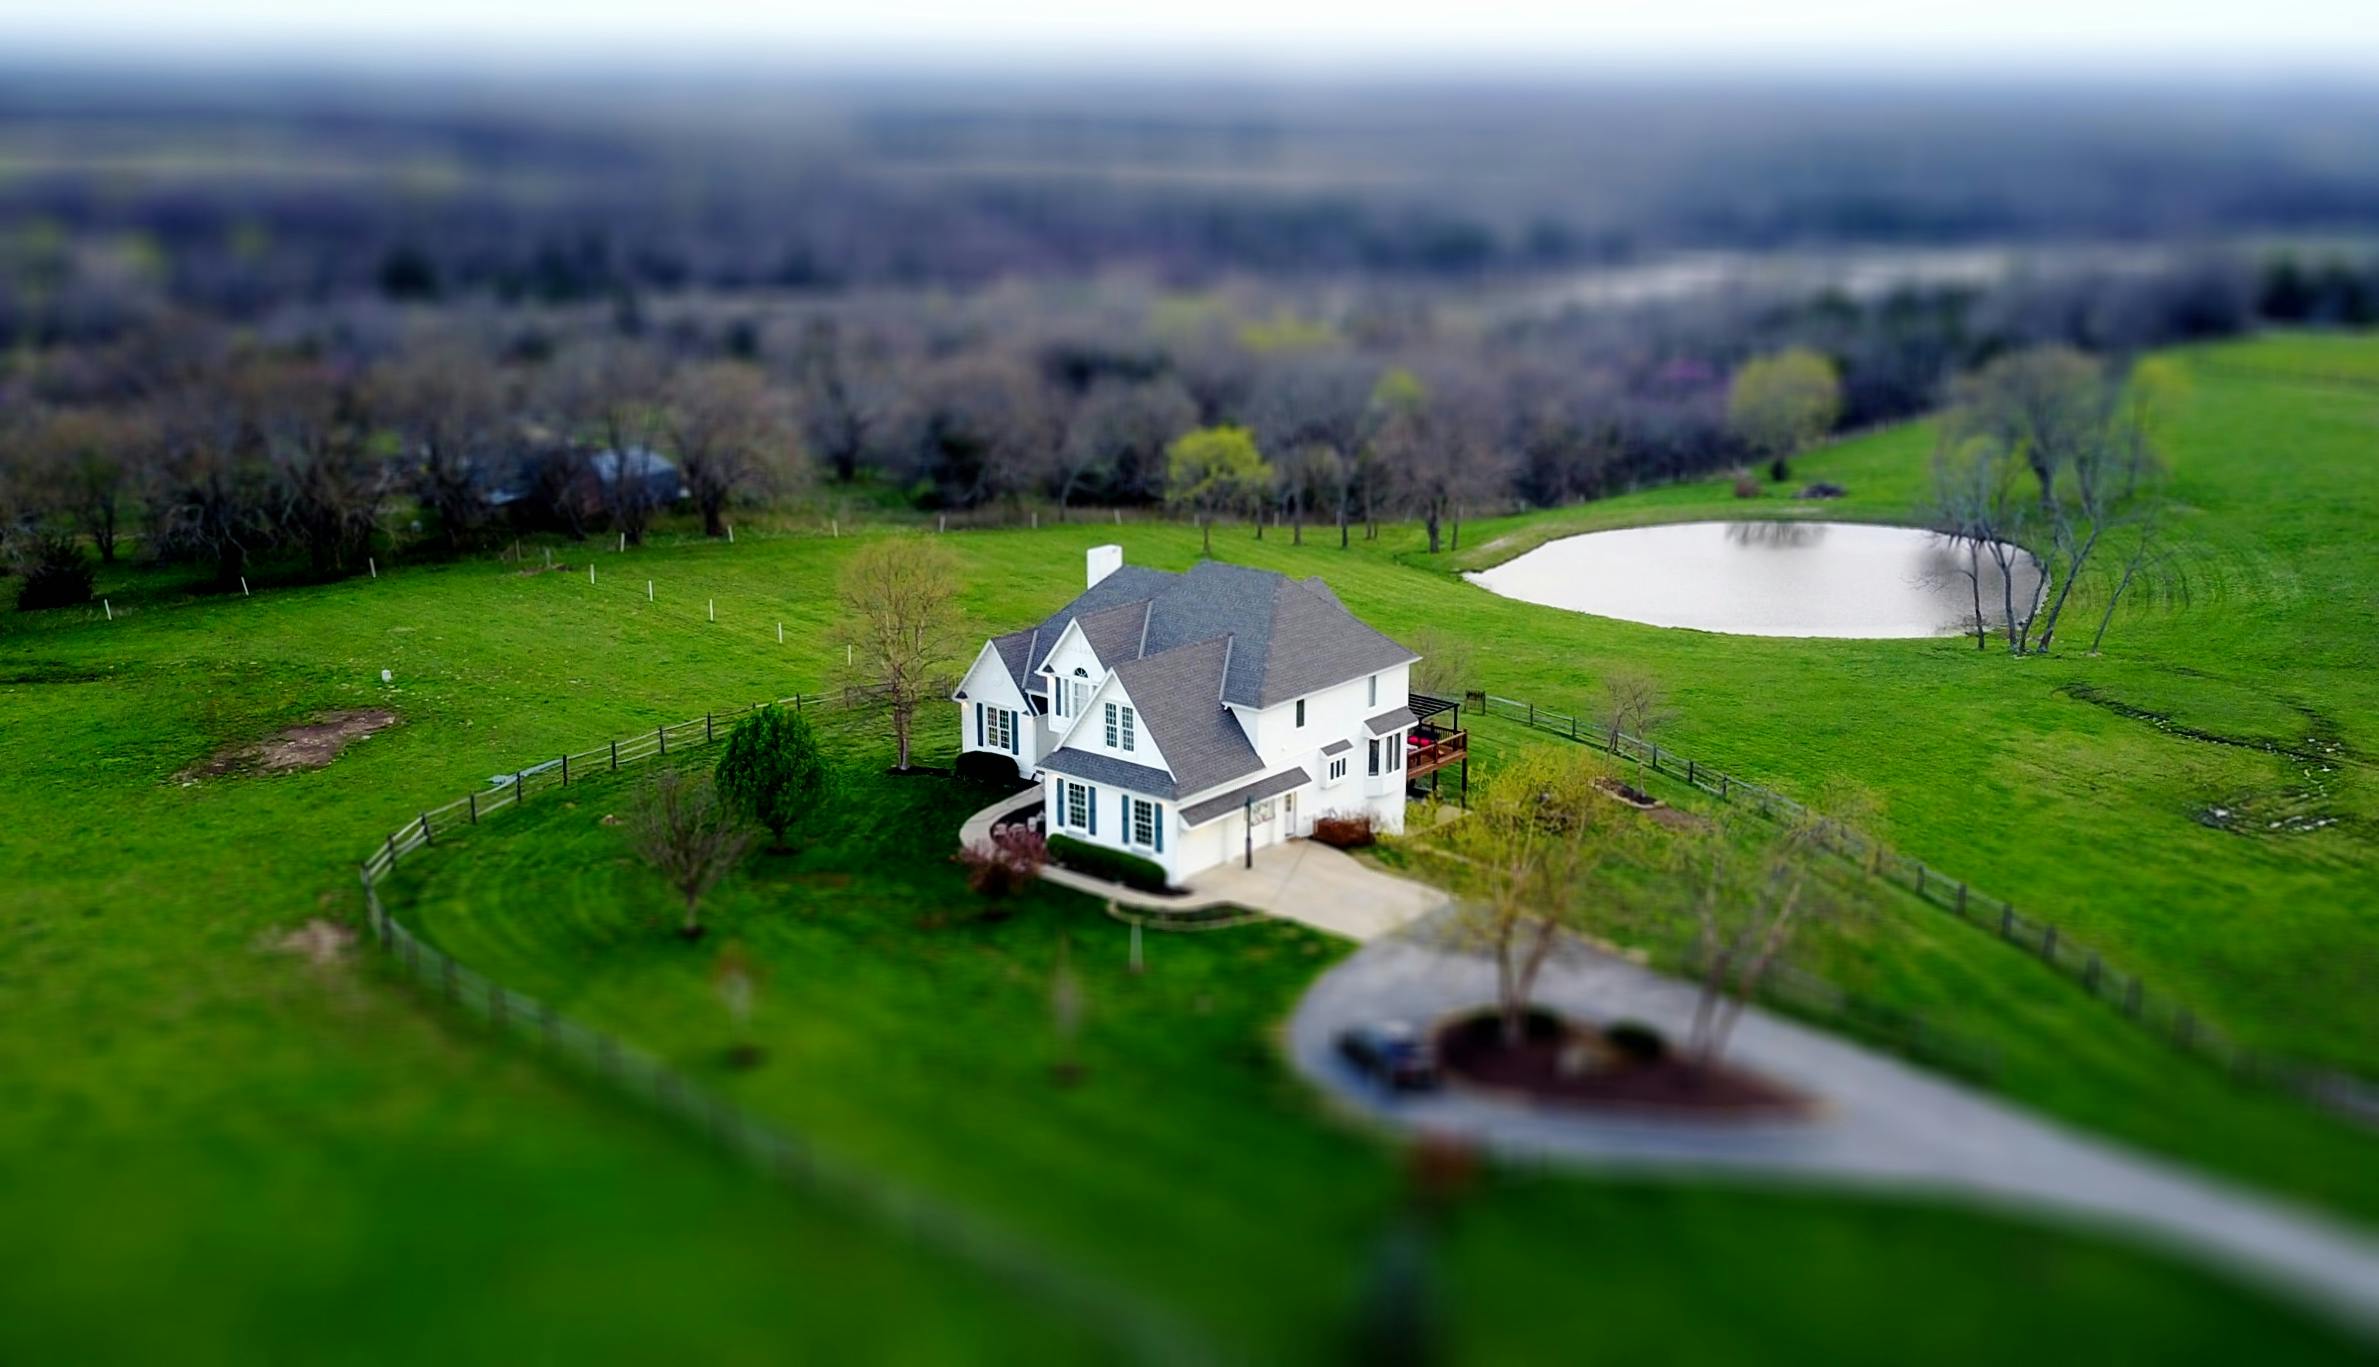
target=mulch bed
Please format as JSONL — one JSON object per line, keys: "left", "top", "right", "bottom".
{"left": 1591, "top": 775, "right": 1709, "bottom": 832}
{"left": 1435, "top": 1011, "right": 1809, "bottom": 1119}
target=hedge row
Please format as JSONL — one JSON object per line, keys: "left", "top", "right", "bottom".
{"left": 1047, "top": 834, "right": 1170, "bottom": 893}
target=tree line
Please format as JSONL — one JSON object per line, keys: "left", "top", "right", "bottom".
{"left": 0, "top": 245, "right": 2323, "bottom": 610}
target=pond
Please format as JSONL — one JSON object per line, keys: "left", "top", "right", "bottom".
{"left": 1465, "top": 520, "right": 2045, "bottom": 639}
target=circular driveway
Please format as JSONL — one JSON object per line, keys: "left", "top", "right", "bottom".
{"left": 1289, "top": 914, "right": 2379, "bottom": 1338}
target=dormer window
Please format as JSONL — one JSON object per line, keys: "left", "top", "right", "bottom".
{"left": 1052, "top": 670, "right": 1091, "bottom": 719}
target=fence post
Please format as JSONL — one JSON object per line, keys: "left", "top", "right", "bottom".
{"left": 468, "top": 791, "right": 477, "bottom": 824}
{"left": 1956, "top": 882, "right": 1968, "bottom": 915}
{"left": 1650, "top": 744, "right": 1661, "bottom": 773}
{"left": 561, "top": 753, "right": 568, "bottom": 787}
{"left": 658, "top": 725, "right": 667, "bottom": 756}
{"left": 1999, "top": 906, "right": 2014, "bottom": 940}
{"left": 1915, "top": 865, "right": 1925, "bottom": 897}
{"left": 1528, "top": 701, "right": 1536, "bottom": 726}
{"left": 418, "top": 812, "right": 432, "bottom": 847}
{"left": 2040, "top": 924, "right": 2058, "bottom": 963}
{"left": 611, "top": 739, "right": 619, "bottom": 771}
{"left": 2084, "top": 954, "right": 2102, "bottom": 993}
{"left": 385, "top": 832, "right": 396, "bottom": 865}
{"left": 1687, "top": 758, "right": 1696, "bottom": 785}
{"left": 515, "top": 770, "right": 524, "bottom": 806}
{"left": 706, "top": 712, "right": 714, "bottom": 743}
{"left": 1720, "top": 774, "right": 1729, "bottom": 800}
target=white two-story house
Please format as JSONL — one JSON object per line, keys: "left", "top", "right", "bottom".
{"left": 952, "top": 545, "right": 1441, "bottom": 885}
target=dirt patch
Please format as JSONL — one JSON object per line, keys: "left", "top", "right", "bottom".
{"left": 188, "top": 709, "right": 398, "bottom": 778}
{"left": 1436, "top": 1010, "right": 1809, "bottom": 1120}
{"left": 269, "top": 917, "right": 358, "bottom": 966}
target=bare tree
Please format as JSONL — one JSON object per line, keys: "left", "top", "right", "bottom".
{"left": 791, "top": 317, "right": 886, "bottom": 484}
{"left": 1448, "top": 748, "right": 1632, "bottom": 1046}
{"left": 32, "top": 407, "right": 143, "bottom": 563}
{"left": 1927, "top": 434, "right": 2032, "bottom": 650}
{"left": 375, "top": 347, "right": 508, "bottom": 555}
{"left": 666, "top": 360, "right": 794, "bottom": 538}
{"left": 836, "top": 536, "right": 965, "bottom": 771}
{"left": 1944, "top": 345, "right": 2107, "bottom": 509}
{"left": 627, "top": 768, "right": 756, "bottom": 939}
{"left": 1596, "top": 666, "right": 1673, "bottom": 772}
{"left": 548, "top": 339, "right": 670, "bottom": 545}
{"left": 899, "top": 353, "right": 1061, "bottom": 510}
{"left": 148, "top": 376, "right": 275, "bottom": 588}
{"left": 256, "top": 361, "right": 391, "bottom": 576}
{"left": 2088, "top": 501, "right": 2186, "bottom": 655}
{"left": 1685, "top": 818, "right": 1824, "bottom": 1067}
{"left": 1054, "top": 375, "right": 1194, "bottom": 518}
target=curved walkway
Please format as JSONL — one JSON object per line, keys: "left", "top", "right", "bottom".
{"left": 1289, "top": 913, "right": 2379, "bottom": 1338}
{"left": 959, "top": 788, "right": 1451, "bottom": 933}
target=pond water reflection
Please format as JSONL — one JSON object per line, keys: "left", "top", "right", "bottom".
{"left": 1466, "top": 520, "right": 2045, "bottom": 639}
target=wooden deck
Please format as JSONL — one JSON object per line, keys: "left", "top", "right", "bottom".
{"left": 1405, "top": 724, "right": 1467, "bottom": 780}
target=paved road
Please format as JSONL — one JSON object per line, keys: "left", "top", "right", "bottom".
{"left": 1290, "top": 914, "right": 2379, "bottom": 1338}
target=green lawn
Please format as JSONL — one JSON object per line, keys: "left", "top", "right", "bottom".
{"left": 2, "top": 329, "right": 2374, "bottom": 1362}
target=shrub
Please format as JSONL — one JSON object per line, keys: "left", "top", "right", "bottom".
{"left": 1604, "top": 1020, "right": 1668, "bottom": 1063}
{"left": 14, "top": 533, "right": 94, "bottom": 611}
{"left": 1309, "top": 811, "right": 1378, "bottom": 848}
{"left": 954, "top": 750, "right": 1027, "bottom": 788}
{"left": 1731, "top": 473, "right": 1761, "bottom": 499}
{"left": 1768, "top": 456, "right": 1792, "bottom": 483}
{"left": 956, "top": 824, "right": 1046, "bottom": 897}
{"left": 714, "top": 704, "right": 830, "bottom": 851}
{"left": 1047, "top": 833, "right": 1169, "bottom": 893}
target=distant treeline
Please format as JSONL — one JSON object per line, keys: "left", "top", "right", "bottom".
{"left": 0, "top": 240, "right": 2346, "bottom": 608}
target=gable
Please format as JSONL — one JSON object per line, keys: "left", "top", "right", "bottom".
{"left": 1068, "top": 671, "right": 1172, "bottom": 776}
{"left": 952, "top": 638, "right": 1027, "bottom": 710}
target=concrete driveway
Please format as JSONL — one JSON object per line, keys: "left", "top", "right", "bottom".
{"left": 1289, "top": 913, "right": 2379, "bottom": 1339}
{"left": 1185, "top": 840, "right": 1449, "bottom": 940}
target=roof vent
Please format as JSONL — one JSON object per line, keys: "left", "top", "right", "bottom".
{"left": 1087, "top": 544, "right": 1124, "bottom": 588}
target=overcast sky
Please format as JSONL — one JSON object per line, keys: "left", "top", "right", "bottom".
{"left": 11, "top": 0, "right": 2378, "bottom": 77}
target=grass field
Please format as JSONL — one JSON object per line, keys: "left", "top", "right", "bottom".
{"left": 2, "top": 331, "right": 2374, "bottom": 1361}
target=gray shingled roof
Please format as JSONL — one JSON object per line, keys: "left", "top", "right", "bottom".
{"left": 1180, "top": 767, "right": 1314, "bottom": 827}
{"left": 1026, "top": 560, "right": 1415, "bottom": 709}
{"left": 1008, "top": 555, "right": 1418, "bottom": 799}
{"left": 1038, "top": 747, "right": 1182, "bottom": 798}
{"left": 1321, "top": 738, "right": 1353, "bottom": 755}
{"left": 1026, "top": 565, "right": 1177, "bottom": 674}
{"left": 1364, "top": 706, "right": 1418, "bottom": 736}
{"left": 990, "top": 628, "right": 1037, "bottom": 695}
{"left": 1107, "top": 636, "right": 1263, "bottom": 797}
{"left": 1072, "top": 600, "right": 1151, "bottom": 668}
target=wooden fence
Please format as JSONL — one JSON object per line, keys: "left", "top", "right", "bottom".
{"left": 1476, "top": 692, "right": 2379, "bottom": 1131}
{"left": 356, "top": 686, "right": 1208, "bottom": 1367}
